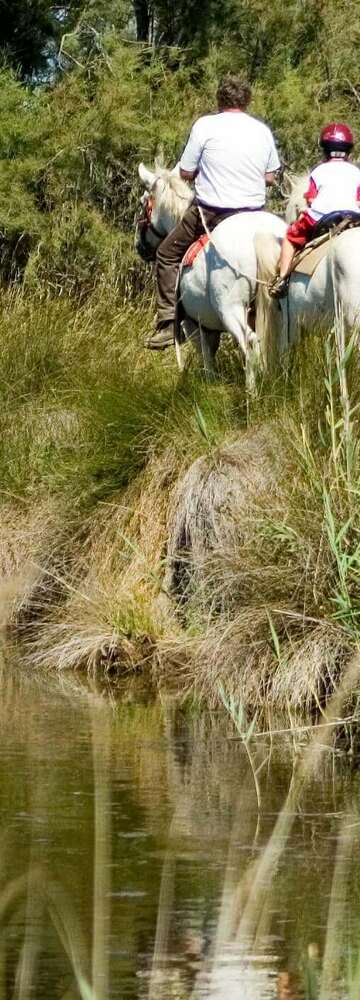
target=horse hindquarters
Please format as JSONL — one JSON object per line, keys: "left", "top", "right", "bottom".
{"left": 180, "top": 215, "right": 287, "bottom": 369}
{"left": 332, "top": 230, "right": 360, "bottom": 329}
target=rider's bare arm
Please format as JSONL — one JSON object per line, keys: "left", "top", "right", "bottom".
{"left": 180, "top": 167, "right": 198, "bottom": 181}
{"left": 179, "top": 121, "right": 202, "bottom": 181}
{"left": 265, "top": 171, "right": 278, "bottom": 186}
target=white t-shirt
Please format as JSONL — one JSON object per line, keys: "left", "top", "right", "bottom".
{"left": 307, "top": 159, "right": 360, "bottom": 221}
{"left": 179, "top": 111, "right": 280, "bottom": 209}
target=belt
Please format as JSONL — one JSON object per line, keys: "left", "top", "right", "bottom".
{"left": 196, "top": 201, "right": 265, "bottom": 215}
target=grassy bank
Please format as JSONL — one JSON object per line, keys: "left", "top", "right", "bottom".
{"left": 2, "top": 0, "right": 360, "bottom": 730}
{"left": 0, "top": 288, "right": 244, "bottom": 662}
{"left": 1, "top": 288, "right": 360, "bottom": 725}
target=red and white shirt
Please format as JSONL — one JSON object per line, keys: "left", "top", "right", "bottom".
{"left": 305, "top": 159, "right": 360, "bottom": 221}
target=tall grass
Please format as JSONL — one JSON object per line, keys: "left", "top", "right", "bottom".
{"left": 156, "top": 316, "right": 360, "bottom": 718}
{"left": 0, "top": 290, "right": 245, "bottom": 509}
{"left": 0, "top": 288, "right": 247, "bottom": 675}
{"left": 1, "top": 286, "right": 360, "bottom": 720}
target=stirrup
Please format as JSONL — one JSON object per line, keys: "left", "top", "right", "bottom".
{"left": 268, "top": 275, "right": 289, "bottom": 299}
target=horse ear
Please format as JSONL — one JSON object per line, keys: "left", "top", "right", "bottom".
{"left": 138, "top": 163, "right": 156, "bottom": 188}
{"left": 287, "top": 173, "right": 298, "bottom": 189}
{"left": 279, "top": 171, "right": 295, "bottom": 199}
{"left": 154, "top": 144, "right": 165, "bottom": 170}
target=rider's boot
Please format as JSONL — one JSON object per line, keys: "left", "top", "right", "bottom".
{"left": 145, "top": 321, "right": 174, "bottom": 350}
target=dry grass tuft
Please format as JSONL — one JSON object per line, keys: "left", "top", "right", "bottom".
{"left": 22, "top": 450, "right": 184, "bottom": 674}
{"left": 0, "top": 500, "right": 72, "bottom": 628}
{"left": 165, "top": 425, "right": 278, "bottom": 605}
{"left": 270, "top": 623, "right": 353, "bottom": 713}
{"left": 156, "top": 392, "right": 360, "bottom": 719}
{"left": 157, "top": 615, "right": 356, "bottom": 721}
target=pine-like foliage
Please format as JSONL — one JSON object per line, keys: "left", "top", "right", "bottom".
{"left": 0, "top": 0, "right": 360, "bottom": 290}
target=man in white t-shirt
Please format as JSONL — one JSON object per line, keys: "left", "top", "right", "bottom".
{"left": 146, "top": 74, "right": 281, "bottom": 349}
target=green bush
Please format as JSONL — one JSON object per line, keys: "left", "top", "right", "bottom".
{"left": 1, "top": 1, "right": 360, "bottom": 292}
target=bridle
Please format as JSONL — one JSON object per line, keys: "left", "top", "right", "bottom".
{"left": 135, "top": 194, "right": 165, "bottom": 263}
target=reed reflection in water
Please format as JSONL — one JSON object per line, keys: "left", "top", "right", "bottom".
{"left": 0, "top": 665, "right": 360, "bottom": 998}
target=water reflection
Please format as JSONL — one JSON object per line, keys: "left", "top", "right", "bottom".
{"left": 0, "top": 663, "right": 359, "bottom": 998}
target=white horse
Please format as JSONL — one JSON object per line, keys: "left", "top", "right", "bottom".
{"left": 255, "top": 174, "right": 360, "bottom": 361}
{"left": 137, "top": 163, "right": 286, "bottom": 376}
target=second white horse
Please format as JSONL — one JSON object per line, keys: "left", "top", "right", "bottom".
{"left": 255, "top": 175, "right": 360, "bottom": 363}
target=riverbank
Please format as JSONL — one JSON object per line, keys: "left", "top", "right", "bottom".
{"left": 1, "top": 289, "right": 360, "bottom": 725}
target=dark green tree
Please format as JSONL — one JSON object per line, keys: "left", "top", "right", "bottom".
{"left": 133, "top": 0, "right": 150, "bottom": 40}
{"left": 0, "top": 0, "right": 55, "bottom": 76}
{"left": 0, "top": 1, "right": 87, "bottom": 77}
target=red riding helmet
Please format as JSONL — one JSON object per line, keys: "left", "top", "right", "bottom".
{"left": 320, "top": 122, "right": 354, "bottom": 155}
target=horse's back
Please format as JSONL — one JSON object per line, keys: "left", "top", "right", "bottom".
{"left": 287, "top": 228, "right": 360, "bottom": 331}
{"left": 180, "top": 210, "right": 287, "bottom": 332}
{"left": 207, "top": 210, "right": 286, "bottom": 260}
{"left": 184, "top": 210, "right": 286, "bottom": 290}
{"left": 331, "top": 228, "right": 360, "bottom": 325}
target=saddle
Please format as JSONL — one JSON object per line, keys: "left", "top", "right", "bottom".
{"left": 292, "top": 211, "right": 360, "bottom": 277}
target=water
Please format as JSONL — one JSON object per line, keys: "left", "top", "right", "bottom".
{"left": 0, "top": 665, "right": 359, "bottom": 999}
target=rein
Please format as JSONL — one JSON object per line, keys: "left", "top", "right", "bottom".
{"left": 135, "top": 196, "right": 165, "bottom": 262}
{"left": 144, "top": 197, "right": 165, "bottom": 238}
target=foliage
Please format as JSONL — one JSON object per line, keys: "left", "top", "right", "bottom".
{"left": 0, "top": 0, "right": 360, "bottom": 290}
{"left": 0, "top": 0, "right": 91, "bottom": 77}
{"left": 0, "top": 0, "right": 57, "bottom": 76}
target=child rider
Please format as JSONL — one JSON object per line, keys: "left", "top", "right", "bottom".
{"left": 269, "top": 122, "right": 360, "bottom": 298}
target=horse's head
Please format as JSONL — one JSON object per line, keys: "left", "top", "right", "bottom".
{"left": 284, "top": 173, "right": 308, "bottom": 223}
{"left": 135, "top": 162, "right": 192, "bottom": 262}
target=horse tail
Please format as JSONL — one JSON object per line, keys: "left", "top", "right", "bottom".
{"left": 255, "top": 233, "right": 284, "bottom": 370}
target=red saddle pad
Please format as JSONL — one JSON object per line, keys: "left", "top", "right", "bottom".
{"left": 182, "top": 233, "right": 210, "bottom": 267}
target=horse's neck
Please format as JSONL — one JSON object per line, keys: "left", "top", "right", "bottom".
{"left": 155, "top": 178, "right": 193, "bottom": 234}
{"left": 158, "top": 205, "right": 182, "bottom": 235}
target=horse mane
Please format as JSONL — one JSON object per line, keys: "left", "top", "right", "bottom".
{"left": 155, "top": 169, "right": 193, "bottom": 222}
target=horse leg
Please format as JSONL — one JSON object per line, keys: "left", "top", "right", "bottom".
{"left": 174, "top": 317, "right": 197, "bottom": 371}
{"left": 217, "top": 301, "right": 260, "bottom": 356}
{"left": 180, "top": 318, "right": 220, "bottom": 379}
{"left": 191, "top": 323, "right": 219, "bottom": 381}
{"left": 217, "top": 305, "right": 259, "bottom": 383}
{"left": 199, "top": 324, "right": 220, "bottom": 381}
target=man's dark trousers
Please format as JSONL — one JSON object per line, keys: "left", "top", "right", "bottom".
{"left": 156, "top": 201, "right": 238, "bottom": 328}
